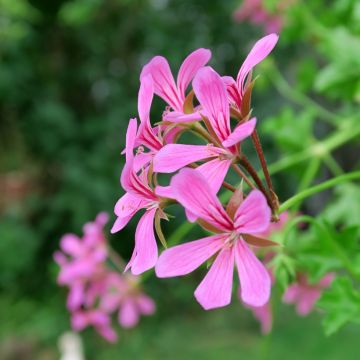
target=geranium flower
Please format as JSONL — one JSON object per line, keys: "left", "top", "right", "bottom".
{"left": 153, "top": 66, "right": 257, "bottom": 191}
{"left": 140, "top": 48, "right": 211, "bottom": 122}
{"left": 283, "top": 273, "right": 335, "bottom": 316}
{"left": 222, "top": 34, "right": 278, "bottom": 114}
{"left": 112, "top": 118, "right": 165, "bottom": 275}
{"left": 156, "top": 168, "right": 272, "bottom": 310}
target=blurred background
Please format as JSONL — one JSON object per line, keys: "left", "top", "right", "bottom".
{"left": 1, "top": 0, "right": 359, "bottom": 359}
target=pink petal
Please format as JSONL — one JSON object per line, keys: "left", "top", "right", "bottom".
{"left": 155, "top": 185, "right": 174, "bottom": 199}
{"left": 153, "top": 144, "right": 224, "bottom": 173}
{"left": 118, "top": 299, "right": 140, "bottom": 328}
{"left": 67, "top": 282, "right": 85, "bottom": 311}
{"left": 170, "top": 168, "right": 233, "bottom": 231}
{"left": 133, "top": 152, "right": 154, "bottom": 172}
{"left": 318, "top": 273, "right": 335, "bottom": 288}
{"left": 196, "top": 158, "right": 232, "bottom": 194}
{"left": 140, "top": 56, "right": 183, "bottom": 111}
{"left": 222, "top": 118, "right": 257, "bottom": 148}
{"left": 297, "top": 289, "right": 321, "bottom": 316}
{"left": 71, "top": 311, "right": 88, "bottom": 330}
{"left": 111, "top": 193, "right": 146, "bottom": 233}
{"left": 138, "top": 74, "right": 154, "bottom": 124}
{"left": 282, "top": 284, "right": 301, "bottom": 304}
{"left": 96, "top": 326, "right": 118, "bottom": 343}
{"left": 250, "top": 302, "right": 273, "bottom": 334}
{"left": 222, "top": 75, "right": 242, "bottom": 108}
{"left": 136, "top": 294, "right": 156, "bottom": 315}
{"left": 177, "top": 48, "right": 211, "bottom": 98}
{"left": 194, "top": 246, "right": 235, "bottom": 310}
{"left": 156, "top": 234, "right": 225, "bottom": 277}
{"left": 60, "top": 234, "right": 83, "bottom": 257}
{"left": 193, "top": 66, "right": 231, "bottom": 142}
{"left": 127, "top": 208, "right": 158, "bottom": 275}
{"left": 235, "top": 239, "right": 271, "bottom": 307}
{"left": 163, "top": 111, "right": 202, "bottom": 123}
{"left": 136, "top": 77, "right": 163, "bottom": 151}
{"left": 234, "top": 190, "right": 271, "bottom": 234}
{"left": 237, "top": 34, "right": 279, "bottom": 94}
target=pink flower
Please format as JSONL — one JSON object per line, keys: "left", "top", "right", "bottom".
{"left": 233, "top": 0, "right": 285, "bottom": 34}
{"left": 223, "top": 34, "right": 278, "bottom": 114}
{"left": 55, "top": 213, "right": 156, "bottom": 342}
{"left": 71, "top": 309, "right": 117, "bottom": 343}
{"left": 248, "top": 302, "right": 273, "bottom": 334}
{"left": 283, "top": 273, "right": 335, "bottom": 316}
{"left": 111, "top": 118, "right": 163, "bottom": 275}
{"left": 140, "top": 48, "right": 211, "bottom": 123}
{"left": 156, "top": 168, "right": 271, "bottom": 310}
{"left": 153, "top": 66, "right": 257, "bottom": 193}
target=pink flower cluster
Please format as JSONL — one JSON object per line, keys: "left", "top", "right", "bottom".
{"left": 233, "top": 0, "right": 292, "bottom": 34}
{"left": 112, "top": 34, "right": 280, "bottom": 311}
{"left": 54, "top": 213, "right": 155, "bottom": 342}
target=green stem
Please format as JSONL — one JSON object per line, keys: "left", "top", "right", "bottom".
{"left": 268, "top": 122, "right": 360, "bottom": 174}
{"left": 323, "top": 153, "right": 344, "bottom": 176}
{"left": 279, "top": 171, "right": 360, "bottom": 213}
{"left": 292, "top": 158, "right": 321, "bottom": 212}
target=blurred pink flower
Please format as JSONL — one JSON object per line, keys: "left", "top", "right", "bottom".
{"left": 140, "top": 48, "right": 211, "bottom": 123}
{"left": 55, "top": 213, "right": 156, "bottom": 342}
{"left": 101, "top": 273, "right": 155, "bottom": 328}
{"left": 223, "top": 34, "right": 278, "bottom": 114}
{"left": 233, "top": 0, "right": 285, "bottom": 34}
{"left": 283, "top": 273, "right": 335, "bottom": 316}
{"left": 156, "top": 168, "right": 271, "bottom": 310}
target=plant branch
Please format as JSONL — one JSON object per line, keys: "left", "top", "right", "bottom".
{"left": 279, "top": 171, "right": 360, "bottom": 213}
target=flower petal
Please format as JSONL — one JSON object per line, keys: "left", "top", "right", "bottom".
{"left": 222, "top": 75, "right": 242, "bottom": 108}
{"left": 196, "top": 158, "right": 232, "bottom": 194}
{"left": 111, "top": 193, "right": 146, "bottom": 233}
{"left": 163, "top": 111, "right": 202, "bottom": 123}
{"left": 193, "top": 66, "right": 231, "bottom": 142}
{"left": 237, "top": 34, "right": 279, "bottom": 94}
{"left": 235, "top": 239, "right": 271, "bottom": 307}
{"left": 60, "top": 234, "right": 83, "bottom": 257}
{"left": 155, "top": 234, "right": 225, "bottom": 277}
{"left": 222, "top": 118, "right": 257, "bottom": 148}
{"left": 140, "top": 56, "right": 182, "bottom": 111}
{"left": 128, "top": 208, "right": 158, "bottom": 275}
{"left": 136, "top": 294, "right": 156, "bottom": 315}
{"left": 177, "top": 48, "right": 211, "bottom": 98}
{"left": 170, "top": 168, "right": 233, "bottom": 231}
{"left": 155, "top": 185, "right": 174, "bottom": 199}
{"left": 118, "top": 299, "right": 140, "bottom": 328}
{"left": 153, "top": 144, "right": 224, "bottom": 173}
{"left": 194, "top": 246, "right": 235, "bottom": 310}
{"left": 234, "top": 190, "right": 271, "bottom": 234}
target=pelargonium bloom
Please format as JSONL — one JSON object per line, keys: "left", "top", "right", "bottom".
{"left": 72, "top": 309, "right": 117, "bottom": 343}
{"left": 223, "top": 34, "right": 278, "bottom": 115}
{"left": 112, "top": 118, "right": 166, "bottom": 275}
{"left": 55, "top": 213, "right": 156, "bottom": 342}
{"left": 140, "top": 48, "right": 211, "bottom": 122}
{"left": 101, "top": 273, "right": 155, "bottom": 329}
{"left": 153, "top": 66, "right": 257, "bottom": 192}
{"left": 156, "top": 168, "right": 272, "bottom": 310}
{"left": 233, "top": 0, "right": 284, "bottom": 34}
{"left": 283, "top": 273, "right": 335, "bottom": 316}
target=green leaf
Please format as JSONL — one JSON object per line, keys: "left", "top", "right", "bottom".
{"left": 318, "top": 277, "right": 360, "bottom": 335}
